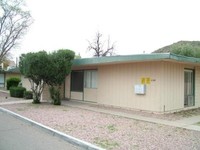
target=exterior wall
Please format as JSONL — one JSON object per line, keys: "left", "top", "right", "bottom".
{"left": 84, "top": 88, "right": 97, "bottom": 102}
{"left": 21, "top": 75, "right": 65, "bottom": 102}
{"left": 67, "top": 61, "right": 200, "bottom": 112}
{"left": 21, "top": 76, "right": 31, "bottom": 90}
{"left": 97, "top": 62, "right": 162, "bottom": 112}
{"left": 42, "top": 85, "right": 51, "bottom": 101}
{"left": 42, "top": 84, "right": 64, "bottom": 101}
{"left": 71, "top": 91, "right": 83, "bottom": 100}
{"left": 65, "top": 75, "right": 71, "bottom": 99}
{"left": 160, "top": 62, "right": 184, "bottom": 112}
{"left": 160, "top": 62, "right": 200, "bottom": 112}
{"left": 195, "top": 67, "right": 200, "bottom": 107}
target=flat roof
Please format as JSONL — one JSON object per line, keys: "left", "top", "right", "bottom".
{"left": 73, "top": 53, "right": 200, "bottom": 66}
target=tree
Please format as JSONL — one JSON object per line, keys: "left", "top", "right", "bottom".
{"left": 19, "top": 51, "right": 49, "bottom": 104}
{"left": 87, "top": 31, "right": 115, "bottom": 57}
{"left": 0, "top": 0, "right": 33, "bottom": 63}
{"left": 46, "top": 49, "right": 75, "bottom": 105}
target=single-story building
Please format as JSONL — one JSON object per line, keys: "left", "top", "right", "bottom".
{"left": 62, "top": 53, "right": 200, "bottom": 113}
{"left": 20, "top": 53, "right": 200, "bottom": 113}
{"left": 0, "top": 68, "right": 21, "bottom": 88}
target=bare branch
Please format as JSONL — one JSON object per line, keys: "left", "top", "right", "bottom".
{"left": 87, "top": 31, "right": 116, "bottom": 57}
{"left": 0, "top": 0, "right": 33, "bottom": 63}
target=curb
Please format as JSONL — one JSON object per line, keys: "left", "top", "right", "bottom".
{"left": 0, "top": 107, "right": 104, "bottom": 150}
{"left": 0, "top": 89, "right": 9, "bottom": 94}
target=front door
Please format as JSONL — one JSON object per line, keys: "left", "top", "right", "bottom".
{"left": 70, "top": 70, "right": 84, "bottom": 100}
{"left": 184, "top": 69, "right": 194, "bottom": 107}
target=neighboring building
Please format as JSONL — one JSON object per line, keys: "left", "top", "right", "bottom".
{"left": 0, "top": 60, "right": 16, "bottom": 71}
{"left": 0, "top": 68, "right": 21, "bottom": 88}
{"left": 62, "top": 53, "right": 200, "bottom": 113}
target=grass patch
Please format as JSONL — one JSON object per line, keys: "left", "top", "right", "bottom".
{"left": 107, "top": 124, "right": 117, "bottom": 133}
{"left": 94, "top": 137, "right": 119, "bottom": 150}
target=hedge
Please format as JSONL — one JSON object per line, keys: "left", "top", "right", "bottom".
{"left": 7, "top": 77, "right": 21, "bottom": 90}
{"left": 10, "top": 87, "right": 26, "bottom": 98}
{"left": 24, "top": 91, "right": 33, "bottom": 99}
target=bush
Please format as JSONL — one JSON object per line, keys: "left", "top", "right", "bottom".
{"left": 7, "top": 77, "right": 21, "bottom": 90}
{"left": 49, "top": 86, "right": 61, "bottom": 105}
{"left": 10, "top": 87, "right": 26, "bottom": 98}
{"left": 24, "top": 91, "right": 33, "bottom": 99}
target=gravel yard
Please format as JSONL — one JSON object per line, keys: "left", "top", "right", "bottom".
{"left": 2, "top": 102, "right": 200, "bottom": 150}
{"left": 1, "top": 91, "right": 200, "bottom": 150}
{"left": 75, "top": 102, "right": 200, "bottom": 121}
{"left": 0, "top": 91, "right": 23, "bottom": 103}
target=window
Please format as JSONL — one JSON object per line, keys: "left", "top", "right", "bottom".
{"left": 84, "top": 70, "right": 97, "bottom": 88}
{"left": 184, "top": 69, "right": 195, "bottom": 107}
{"left": 71, "top": 71, "right": 84, "bottom": 92}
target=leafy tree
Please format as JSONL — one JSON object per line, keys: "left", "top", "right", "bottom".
{"left": 46, "top": 49, "right": 75, "bottom": 105}
{"left": 87, "top": 31, "right": 115, "bottom": 57}
{"left": 0, "top": 0, "right": 33, "bottom": 63}
{"left": 19, "top": 51, "right": 49, "bottom": 103}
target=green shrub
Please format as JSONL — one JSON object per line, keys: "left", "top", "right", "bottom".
{"left": 7, "top": 77, "right": 21, "bottom": 90}
{"left": 49, "top": 86, "right": 61, "bottom": 105}
{"left": 24, "top": 91, "right": 33, "bottom": 99}
{"left": 10, "top": 87, "right": 26, "bottom": 98}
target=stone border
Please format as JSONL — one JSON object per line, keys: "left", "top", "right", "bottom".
{"left": 0, "top": 107, "right": 104, "bottom": 150}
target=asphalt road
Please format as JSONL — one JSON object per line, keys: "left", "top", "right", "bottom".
{"left": 0, "top": 111, "right": 82, "bottom": 150}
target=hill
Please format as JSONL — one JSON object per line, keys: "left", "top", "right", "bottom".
{"left": 152, "top": 41, "right": 200, "bottom": 58}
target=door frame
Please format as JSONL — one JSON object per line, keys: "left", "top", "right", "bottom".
{"left": 184, "top": 69, "right": 195, "bottom": 107}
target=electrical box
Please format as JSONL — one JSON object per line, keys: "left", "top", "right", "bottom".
{"left": 134, "top": 84, "right": 146, "bottom": 95}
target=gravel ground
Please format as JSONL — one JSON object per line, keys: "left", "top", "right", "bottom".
{"left": 1, "top": 92, "right": 200, "bottom": 149}
{"left": 86, "top": 103, "right": 200, "bottom": 121}
{"left": 0, "top": 91, "right": 24, "bottom": 103}
{"left": 2, "top": 103, "right": 200, "bottom": 150}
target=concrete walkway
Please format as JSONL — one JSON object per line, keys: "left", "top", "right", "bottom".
{"left": 63, "top": 100, "right": 200, "bottom": 132}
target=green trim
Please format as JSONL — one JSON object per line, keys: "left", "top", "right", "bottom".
{"left": 72, "top": 53, "right": 200, "bottom": 67}
{"left": 5, "top": 67, "right": 20, "bottom": 74}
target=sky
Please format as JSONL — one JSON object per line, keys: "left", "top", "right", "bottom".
{"left": 12, "top": 0, "right": 200, "bottom": 59}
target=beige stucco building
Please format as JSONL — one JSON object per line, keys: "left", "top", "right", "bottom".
{"left": 19, "top": 53, "right": 200, "bottom": 113}
{"left": 63, "top": 53, "right": 200, "bottom": 113}
{"left": 0, "top": 68, "right": 21, "bottom": 88}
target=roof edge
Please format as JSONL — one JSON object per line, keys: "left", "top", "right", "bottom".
{"left": 72, "top": 53, "right": 200, "bottom": 66}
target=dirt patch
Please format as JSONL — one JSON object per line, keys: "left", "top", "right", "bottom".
{"left": 0, "top": 91, "right": 24, "bottom": 103}
{"left": 2, "top": 103, "right": 200, "bottom": 150}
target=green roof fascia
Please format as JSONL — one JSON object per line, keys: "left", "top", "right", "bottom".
{"left": 72, "top": 53, "right": 200, "bottom": 67}
{"left": 6, "top": 67, "right": 20, "bottom": 73}
{"left": 72, "top": 53, "right": 171, "bottom": 66}
{"left": 169, "top": 53, "right": 200, "bottom": 63}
